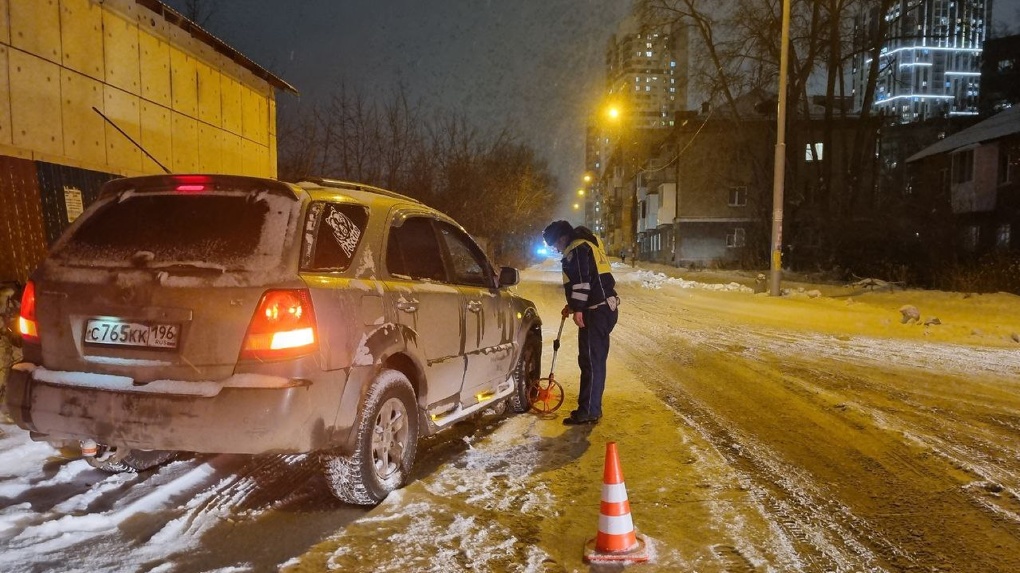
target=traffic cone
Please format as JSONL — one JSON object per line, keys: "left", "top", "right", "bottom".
{"left": 583, "top": 442, "right": 649, "bottom": 563}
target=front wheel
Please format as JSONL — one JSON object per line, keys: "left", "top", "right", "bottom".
{"left": 321, "top": 369, "right": 419, "bottom": 505}
{"left": 508, "top": 335, "right": 541, "bottom": 413}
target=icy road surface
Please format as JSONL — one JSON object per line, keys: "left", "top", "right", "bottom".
{"left": 2, "top": 260, "right": 1020, "bottom": 572}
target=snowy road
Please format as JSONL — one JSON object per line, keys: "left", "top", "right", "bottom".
{"left": 3, "top": 261, "right": 1020, "bottom": 572}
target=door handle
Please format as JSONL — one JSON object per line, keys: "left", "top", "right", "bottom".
{"left": 396, "top": 300, "right": 418, "bottom": 313}
{"left": 466, "top": 300, "right": 482, "bottom": 313}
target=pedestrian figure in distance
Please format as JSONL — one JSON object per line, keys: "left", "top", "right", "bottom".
{"left": 542, "top": 220, "right": 620, "bottom": 426}
{"left": 620, "top": 248, "right": 627, "bottom": 265}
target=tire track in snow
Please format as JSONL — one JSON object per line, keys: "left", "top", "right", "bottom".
{"left": 615, "top": 289, "right": 892, "bottom": 572}
{"left": 0, "top": 448, "right": 324, "bottom": 572}
{"left": 618, "top": 279, "right": 1020, "bottom": 571}
{"left": 781, "top": 360, "right": 1020, "bottom": 532}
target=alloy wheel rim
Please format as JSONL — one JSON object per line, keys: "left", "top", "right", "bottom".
{"left": 372, "top": 397, "right": 408, "bottom": 479}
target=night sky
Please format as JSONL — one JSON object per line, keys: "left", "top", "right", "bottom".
{"left": 162, "top": 0, "right": 632, "bottom": 219}
{"left": 162, "top": 0, "right": 1020, "bottom": 218}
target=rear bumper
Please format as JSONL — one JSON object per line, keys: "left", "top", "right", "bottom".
{"left": 4, "top": 363, "right": 352, "bottom": 454}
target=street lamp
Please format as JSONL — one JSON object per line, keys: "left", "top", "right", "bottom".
{"left": 577, "top": 189, "right": 585, "bottom": 196}
{"left": 769, "top": 0, "right": 791, "bottom": 296}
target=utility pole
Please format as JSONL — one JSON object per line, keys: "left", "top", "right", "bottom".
{"left": 769, "top": 0, "right": 791, "bottom": 296}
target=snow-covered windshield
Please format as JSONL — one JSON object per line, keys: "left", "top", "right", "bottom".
{"left": 50, "top": 192, "right": 296, "bottom": 272}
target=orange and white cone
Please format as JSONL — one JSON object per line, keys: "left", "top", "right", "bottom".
{"left": 583, "top": 441, "right": 649, "bottom": 563}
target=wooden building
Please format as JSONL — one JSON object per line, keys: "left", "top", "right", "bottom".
{"left": 0, "top": 0, "right": 296, "bottom": 283}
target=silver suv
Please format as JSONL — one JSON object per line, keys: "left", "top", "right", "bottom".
{"left": 5, "top": 174, "right": 542, "bottom": 505}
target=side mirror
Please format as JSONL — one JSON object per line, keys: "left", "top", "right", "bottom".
{"left": 498, "top": 266, "right": 519, "bottom": 287}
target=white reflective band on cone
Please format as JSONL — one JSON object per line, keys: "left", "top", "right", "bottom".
{"left": 602, "top": 482, "right": 629, "bottom": 503}
{"left": 598, "top": 513, "right": 635, "bottom": 535}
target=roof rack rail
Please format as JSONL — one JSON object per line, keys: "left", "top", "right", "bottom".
{"left": 298, "top": 177, "right": 421, "bottom": 203}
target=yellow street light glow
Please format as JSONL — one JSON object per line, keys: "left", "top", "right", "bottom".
{"left": 583, "top": 174, "right": 592, "bottom": 183}
{"left": 573, "top": 203, "right": 580, "bottom": 210}
{"left": 607, "top": 106, "right": 620, "bottom": 120}
{"left": 577, "top": 189, "right": 585, "bottom": 196}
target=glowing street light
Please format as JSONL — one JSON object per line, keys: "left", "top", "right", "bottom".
{"left": 577, "top": 189, "right": 585, "bottom": 196}
{"left": 573, "top": 203, "right": 580, "bottom": 210}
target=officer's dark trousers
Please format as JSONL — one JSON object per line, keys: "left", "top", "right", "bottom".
{"left": 576, "top": 303, "right": 618, "bottom": 418}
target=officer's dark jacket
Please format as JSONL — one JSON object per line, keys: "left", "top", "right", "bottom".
{"left": 561, "top": 236, "right": 617, "bottom": 312}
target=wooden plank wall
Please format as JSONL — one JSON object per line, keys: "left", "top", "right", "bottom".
{"left": 0, "top": 155, "right": 45, "bottom": 282}
{"left": 0, "top": 156, "right": 115, "bottom": 282}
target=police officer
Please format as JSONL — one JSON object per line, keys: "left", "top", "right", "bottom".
{"left": 542, "top": 221, "right": 620, "bottom": 425}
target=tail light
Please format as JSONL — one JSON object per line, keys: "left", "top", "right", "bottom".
{"left": 19, "top": 280, "right": 39, "bottom": 343}
{"left": 240, "top": 289, "right": 317, "bottom": 361}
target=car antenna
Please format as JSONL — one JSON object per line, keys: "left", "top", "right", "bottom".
{"left": 92, "top": 106, "right": 171, "bottom": 174}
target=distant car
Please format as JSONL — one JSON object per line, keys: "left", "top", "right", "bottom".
{"left": 5, "top": 174, "right": 542, "bottom": 505}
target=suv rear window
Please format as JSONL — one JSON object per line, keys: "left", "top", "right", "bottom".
{"left": 51, "top": 192, "right": 295, "bottom": 271}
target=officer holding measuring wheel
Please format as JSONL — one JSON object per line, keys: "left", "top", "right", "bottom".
{"left": 541, "top": 221, "right": 619, "bottom": 426}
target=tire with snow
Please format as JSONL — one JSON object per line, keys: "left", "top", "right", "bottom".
{"left": 85, "top": 448, "right": 176, "bottom": 473}
{"left": 508, "top": 335, "right": 541, "bottom": 414}
{"left": 321, "top": 369, "right": 419, "bottom": 505}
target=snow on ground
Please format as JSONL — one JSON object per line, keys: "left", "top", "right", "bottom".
{"left": 2, "top": 258, "right": 1020, "bottom": 571}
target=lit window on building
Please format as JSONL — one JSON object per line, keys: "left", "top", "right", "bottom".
{"left": 999, "top": 144, "right": 1018, "bottom": 185}
{"left": 726, "top": 228, "right": 746, "bottom": 248}
{"left": 997, "top": 224, "right": 1011, "bottom": 249}
{"left": 804, "top": 142, "right": 824, "bottom": 161}
{"left": 961, "top": 225, "right": 979, "bottom": 252}
{"left": 728, "top": 186, "right": 747, "bottom": 206}
{"left": 953, "top": 149, "right": 974, "bottom": 183}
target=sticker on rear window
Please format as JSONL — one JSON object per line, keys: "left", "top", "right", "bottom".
{"left": 325, "top": 205, "right": 361, "bottom": 257}
{"left": 302, "top": 202, "right": 369, "bottom": 272}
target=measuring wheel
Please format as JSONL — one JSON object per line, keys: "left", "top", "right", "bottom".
{"left": 528, "top": 374, "right": 565, "bottom": 414}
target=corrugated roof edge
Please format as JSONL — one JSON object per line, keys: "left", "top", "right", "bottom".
{"left": 135, "top": 0, "right": 299, "bottom": 95}
{"left": 907, "top": 105, "right": 1020, "bottom": 163}
{"left": 295, "top": 177, "right": 422, "bottom": 204}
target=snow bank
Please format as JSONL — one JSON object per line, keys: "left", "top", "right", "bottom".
{"left": 631, "top": 270, "right": 753, "bottom": 293}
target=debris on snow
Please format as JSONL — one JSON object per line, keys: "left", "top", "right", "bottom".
{"left": 924, "top": 317, "right": 942, "bottom": 326}
{"left": 850, "top": 276, "right": 904, "bottom": 292}
{"left": 899, "top": 305, "right": 921, "bottom": 324}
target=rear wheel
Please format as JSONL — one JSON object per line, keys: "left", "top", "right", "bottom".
{"left": 508, "top": 335, "right": 541, "bottom": 413}
{"left": 321, "top": 369, "right": 419, "bottom": 505}
{"left": 84, "top": 447, "right": 176, "bottom": 473}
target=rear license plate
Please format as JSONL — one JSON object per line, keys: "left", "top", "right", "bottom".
{"left": 84, "top": 319, "right": 180, "bottom": 349}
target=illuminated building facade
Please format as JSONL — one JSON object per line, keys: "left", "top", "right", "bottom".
{"left": 854, "top": 0, "right": 992, "bottom": 123}
{"left": 586, "top": 12, "right": 689, "bottom": 252}
{"left": 604, "top": 14, "right": 688, "bottom": 130}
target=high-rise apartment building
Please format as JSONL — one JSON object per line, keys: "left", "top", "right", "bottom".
{"left": 604, "top": 14, "right": 689, "bottom": 129}
{"left": 586, "top": 11, "right": 689, "bottom": 248}
{"left": 853, "top": 0, "right": 993, "bottom": 123}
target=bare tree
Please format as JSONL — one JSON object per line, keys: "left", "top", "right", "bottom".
{"left": 275, "top": 85, "right": 556, "bottom": 264}
{"left": 180, "top": 0, "right": 218, "bottom": 29}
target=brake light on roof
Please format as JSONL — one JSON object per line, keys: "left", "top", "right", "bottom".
{"left": 240, "top": 289, "right": 318, "bottom": 361}
{"left": 19, "top": 280, "right": 38, "bottom": 343}
{"left": 173, "top": 175, "right": 212, "bottom": 193}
